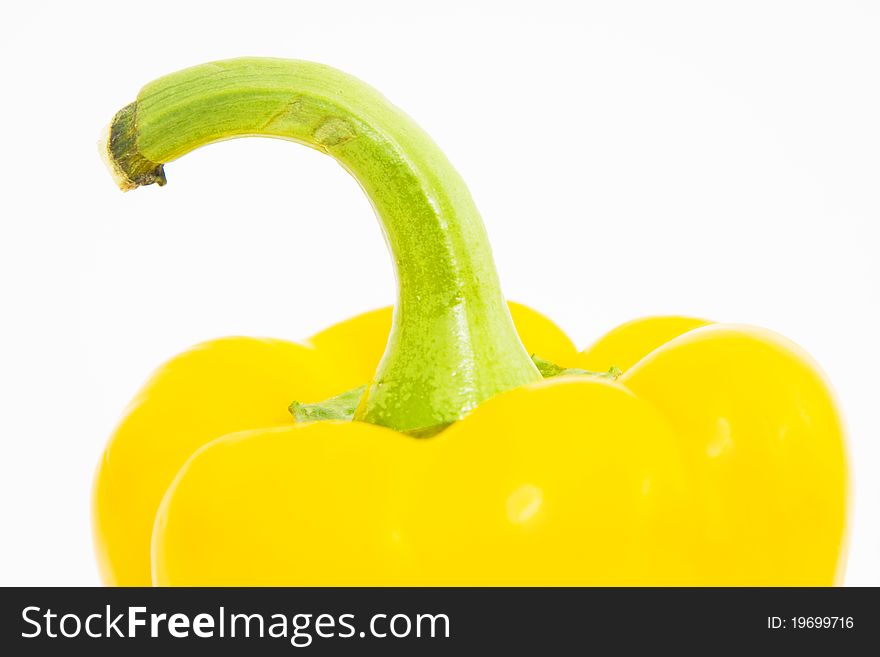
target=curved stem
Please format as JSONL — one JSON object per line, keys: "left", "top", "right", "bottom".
{"left": 104, "top": 57, "right": 540, "bottom": 433}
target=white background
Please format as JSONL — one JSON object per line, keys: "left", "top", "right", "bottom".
{"left": 1, "top": 0, "right": 877, "bottom": 585}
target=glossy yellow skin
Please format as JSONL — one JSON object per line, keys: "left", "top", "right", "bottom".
{"left": 620, "top": 325, "right": 848, "bottom": 585}
{"left": 576, "top": 315, "right": 711, "bottom": 372}
{"left": 92, "top": 302, "right": 576, "bottom": 586}
{"left": 153, "top": 379, "right": 696, "bottom": 586}
{"left": 95, "top": 305, "right": 848, "bottom": 586}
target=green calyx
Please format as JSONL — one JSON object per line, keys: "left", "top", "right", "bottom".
{"left": 290, "top": 356, "right": 622, "bottom": 432}
{"left": 290, "top": 386, "right": 367, "bottom": 424}
{"left": 103, "top": 57, "right": 541, "bottom": 434}
{"left": 530, "top": 356, "right": 622, "bottom": 380}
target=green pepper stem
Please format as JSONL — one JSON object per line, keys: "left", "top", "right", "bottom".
{"left": 103, "top": 57, "right": 540, "bottom": 433}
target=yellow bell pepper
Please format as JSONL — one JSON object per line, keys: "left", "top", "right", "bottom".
{"left": 94, "top": 58, "right": 847, "bottom": 587}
